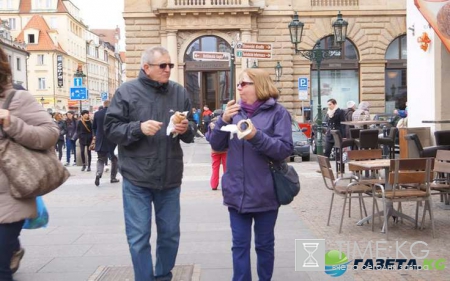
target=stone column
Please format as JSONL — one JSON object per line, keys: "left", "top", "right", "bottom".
{"left": 359, "top": 61, "right": 386, "bottom": 114}
{"left": 167, "top": 30, "right": 179, "bottom": 82}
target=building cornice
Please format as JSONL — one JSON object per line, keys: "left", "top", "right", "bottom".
{"left": 154, "top": 7, "right": 262, "bottom": 17}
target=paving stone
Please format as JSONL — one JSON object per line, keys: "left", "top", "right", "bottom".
{"left": 88, "top": 265, "right": 194, "bottom": 281}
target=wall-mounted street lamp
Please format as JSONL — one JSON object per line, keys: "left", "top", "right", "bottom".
{"left": 251, "top": 60, "right": 258, "bottom": 68}
{"left": 40, "top": 96, "right": 44, "bottom": 107}
{"left": 274, "top": 61, "right": 283, "bottom": 82}
{"left": 288, "top": 11, "right": 348, "bottom": 155}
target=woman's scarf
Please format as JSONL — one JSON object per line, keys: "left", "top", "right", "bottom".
{"left": 240, "top": 100, "right": 265, "bottom": 118}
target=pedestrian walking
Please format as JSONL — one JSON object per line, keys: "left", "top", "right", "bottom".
{"left": 209, "top": 68, "right": 293, "bottom": 281}
{"left": 104, "top": 46, "right": 196, "bottom": 281}
{"left": 324, "top": 98, "right": 346, "bottom": 158}
{"left": 77, "top": 110, "right": 93, "bottom": 171}
{"left": 64, "top": 111, "right": 77, "bottom": 166}
{"left": 0, "top": 47, "right": 59, "bottom": 281}
{"left": 53, "top": 112, "right": 66, "bottom": 161}
{"left": 92, "top": 100, "right": 119, "bottom": 186}
{"left": 205, "top": 117, "right": 227, "bottom": 190}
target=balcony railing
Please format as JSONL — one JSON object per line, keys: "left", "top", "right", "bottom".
{"left": 311, "top": 0, "right": 358, "bottom": 6}
{"left": 168, "top": 0, "right": 249, "bottom": 8}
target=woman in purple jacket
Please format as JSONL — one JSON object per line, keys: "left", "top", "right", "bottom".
{"left": 209, "top": 69, "right": 293, "bottom": 281}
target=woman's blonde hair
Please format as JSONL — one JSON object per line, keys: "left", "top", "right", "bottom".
{"left": 54, "top": 112, "right": 63, "bottom": 121}
{"left": 239, "top": 68, "right": 279, "bottom": 101}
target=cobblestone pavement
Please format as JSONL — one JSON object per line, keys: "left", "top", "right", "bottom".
{"left": 292, "top": 155, "right": 450, "bottom": 280}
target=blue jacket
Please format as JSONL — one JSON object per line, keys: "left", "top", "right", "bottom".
{"left": 209, "top": 98, "right": 293, "bottom": 213}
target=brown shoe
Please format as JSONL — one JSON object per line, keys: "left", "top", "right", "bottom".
{"left": 10, "top": 248, "right": 25, "bottom": 273}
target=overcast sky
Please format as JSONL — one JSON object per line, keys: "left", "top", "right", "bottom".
{"left": 70, "top": 0, "right": 125, "bottom": 51}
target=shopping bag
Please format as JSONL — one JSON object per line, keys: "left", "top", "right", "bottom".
{"left": 23, "top": 196, "right": 49, "bottom": 229}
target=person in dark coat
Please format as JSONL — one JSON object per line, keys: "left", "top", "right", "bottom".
{"left": 53, "top": 112, "right": 67, "bottom": 161}
{"left": 77, "top": 110, "right": 93, "bottom": 171}
{"left": 209, "top": 68, "right": 293, "bottom": 281}
{"left": 324, "top": 98, "right": 346, "bottom": 158}
{"left": 92, "top": 101, "right": 119, "bottom": 186}
{"left": 64, "top": 111, "right": 77, "bottom": 166}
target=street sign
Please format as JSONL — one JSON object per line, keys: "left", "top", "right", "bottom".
{"left": 101, "top": 92, "right": 109, "bottom": 101}
{"left": 236, "top": 50, "right": 272, "bottom": 59}
{"left": 193, "top": 51, "right": 230, "bottom": 61}
{"left": 74, "top": 77, "right": 83, "bottom": 87}
{"left": 298, "top": 77, "right": 309, "bottom": 101}
{"left": 236, "top": 42, "right": 272, "bottom": 51}
{"left": 70, "top": 87, "right": 88, "bottom": 101}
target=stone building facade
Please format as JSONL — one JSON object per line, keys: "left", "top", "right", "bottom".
{"left": 124, "top": 0, "right": 406, "bottom": 116}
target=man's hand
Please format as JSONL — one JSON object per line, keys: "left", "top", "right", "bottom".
{"left": 172, "top": 119, "right": 189, "bottom": 135}
{"left": 222, "top": 100, "right": 240, "bottom": 123}
{"left": 140, "top": 120, "right": 163, "bottom": 136}
{"left": 0, "top": 109, "right": 11, "bottom": 128}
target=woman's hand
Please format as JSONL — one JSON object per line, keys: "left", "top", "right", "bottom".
{"left": 222, "top": 100, "right": 240, "bottom": 123}
{"left": 0, "top": 109, "right": 11, "bottom": 128}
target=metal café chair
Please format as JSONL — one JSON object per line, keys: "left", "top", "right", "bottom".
{"left": 317, "top": 155, "right": 372, "bottom": 234}
{"left": 331, "top": 130, "right": 355, "bottom": 176}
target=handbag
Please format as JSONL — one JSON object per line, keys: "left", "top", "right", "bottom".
{"left": 269, "top": 160, "right": 301, "bottom": 205}
{"left": 0, "top": 91, "right": 70, "bottom": 199}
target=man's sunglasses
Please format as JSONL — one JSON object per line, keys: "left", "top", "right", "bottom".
{"left": 148, "top": 63, "right": 175, "bottom": 69}
{"left": 237, "top": 81, "right": 254, "bottom": 87}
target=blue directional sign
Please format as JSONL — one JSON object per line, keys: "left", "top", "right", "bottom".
{"left": 70, "top": 87, "right": 88, "bottom": 101}
{"left": 101, "top": 92, "right": 109, "bottom": 101}
{"left": 74, "top": 77, "right": 83, "bottom": 87}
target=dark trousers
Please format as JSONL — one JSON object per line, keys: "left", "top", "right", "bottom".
{"left": 324, "top": 140, "right": 334, "bottom": 158}
{"left": 80, "top": 144, "right": 92, "bottom": 167}
{"left": 55, "top": 139, "right": 64, "bottom": 161}
{"left": 0, "top": 221, "right": 24, "bottom": 281}
{"left": 97, "top": 151, "right": 118, "bottom": 179}
{"left": 228, "top": 207, "right": 278, "bottom": 281}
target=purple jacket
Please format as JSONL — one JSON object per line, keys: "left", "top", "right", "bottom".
{"left": 209, "top": 98, "right": 293, "bottom": 213}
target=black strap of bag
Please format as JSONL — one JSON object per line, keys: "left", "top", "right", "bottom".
{"left": 0, "top": 90, "right": 17, "bottom": 138}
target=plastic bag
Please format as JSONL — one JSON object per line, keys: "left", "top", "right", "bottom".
{"left": 23, "top": 196, "right": 49, "bottom": 229}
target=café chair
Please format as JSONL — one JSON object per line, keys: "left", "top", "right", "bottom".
{"left": 331, "top": 130, "right": 355, "bottom": 176}
{"left": 404, "top": 133, "right": 450, "bottom": 158}
{"left": 378, "top": 127, "right": 398, "bottom": 159}
{"left": 434, "top": 130, "right": 450, "bottom": 146}
{"left": 354, "top": 129, "right": 379, "bottom": 150}
{"left": 372, "top": 158, "right": 435, "bottom": 239}
{"left": 317, "top": 155, "right": 372, "bottom": 234}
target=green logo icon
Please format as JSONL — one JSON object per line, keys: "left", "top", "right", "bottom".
{"left": 236, "top": 51, "right": 242, "bottom": 57}
{"left": 325, "top": 250, "right": 350, "bottom": 277}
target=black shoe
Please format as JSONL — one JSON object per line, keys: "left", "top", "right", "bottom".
{"left": 95, "top": 174, "right": 101, "bottom": 186}
{"left": 81, "top": 165, "right": 86, "bottom": 171}
{"left": 110, "top": 178, "right": 120, "bottom": 183}
{"left": 10, "top": 248, "right": 24, "bottom": 274}
{"left": 87, "top": 167, "right": 91, "bottom": 172}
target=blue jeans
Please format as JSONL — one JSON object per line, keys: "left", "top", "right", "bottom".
{"left": 123, "top": 178, "right": 181, "bottom": 281}
{"left": 228, "top": 207, "right": 278, "bottom": 281}
{"left": 0, "top": 221, "right": 24, "bottom": 281}
{"left": 66, "top": 139, "right": 76, "bottom": 163}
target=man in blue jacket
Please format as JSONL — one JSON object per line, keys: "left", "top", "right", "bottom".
{"left": 104, "top": 46, "right": 196, "bottom": 281}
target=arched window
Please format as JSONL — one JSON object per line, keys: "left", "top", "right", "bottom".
{"left": 385, "top": 35, "right": 407, "bottom": 112}
{"left": 311, "top": 36, "right": 360, "bottom": 116}
{"left": 184, "top": 36, "right": 232, "bottom": 111}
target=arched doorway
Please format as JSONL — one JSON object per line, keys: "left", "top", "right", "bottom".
{"left": 184, "top": 36, "right": 232, "bottom": 112}
{"left": 310, "top": 36, "right": 360, "bottom": 118}
{"left": 385, "top": 35, "right": 407, "bottom": 112}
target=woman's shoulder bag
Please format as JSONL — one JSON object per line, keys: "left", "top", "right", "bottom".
{"left": 0, "top": 91, "right": 70, "bottom": 199}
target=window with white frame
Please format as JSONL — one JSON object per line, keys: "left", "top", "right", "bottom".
{"left": 38, "top": 78, "right": 46, "bottom": 89}
{"left": 37, "top": 54, "right": 44, "bottom": 65}
{"left": 49, "top": 17, "right": 57, "bottom": 29}
{"left": 6, "top": 0, "right": 12, "bottom": 9}
{"left": 16, "top": 58, "right": 21, "bottom": 71}
{"left": 8, "top": 18, "right": 15, "bottom": 30}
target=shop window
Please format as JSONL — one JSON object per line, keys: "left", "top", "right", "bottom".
{"left": 310, "top": 36, "right": 360, "bottom": 117}
{"left": 385, "top": 35, "right": 407, "bottom": 112}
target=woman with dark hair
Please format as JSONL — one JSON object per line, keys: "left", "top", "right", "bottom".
{"left": 64, "top": 111, "right": 77, "bottom": 166}
{"left": 77, "top": 109, "right": 93, "bottom": 171}
{"left": 209, "top": 68, "right": 293, "bottom": 281}
{"left": 324, "top": 98, "right": 346, "bottom": 158}
{"left": 0, "top": 48, "right": 59, "bottom": 280}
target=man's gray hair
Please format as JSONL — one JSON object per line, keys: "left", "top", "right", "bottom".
{"left": 140, "top": 46, "right": 170, "bottom": 68}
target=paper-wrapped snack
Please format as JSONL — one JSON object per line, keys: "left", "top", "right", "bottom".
{"left": 220, "top": 119, "right": 254, "bottom": 140}
{"left": 166, "top": 111, "right": 189, "bottom": 137}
